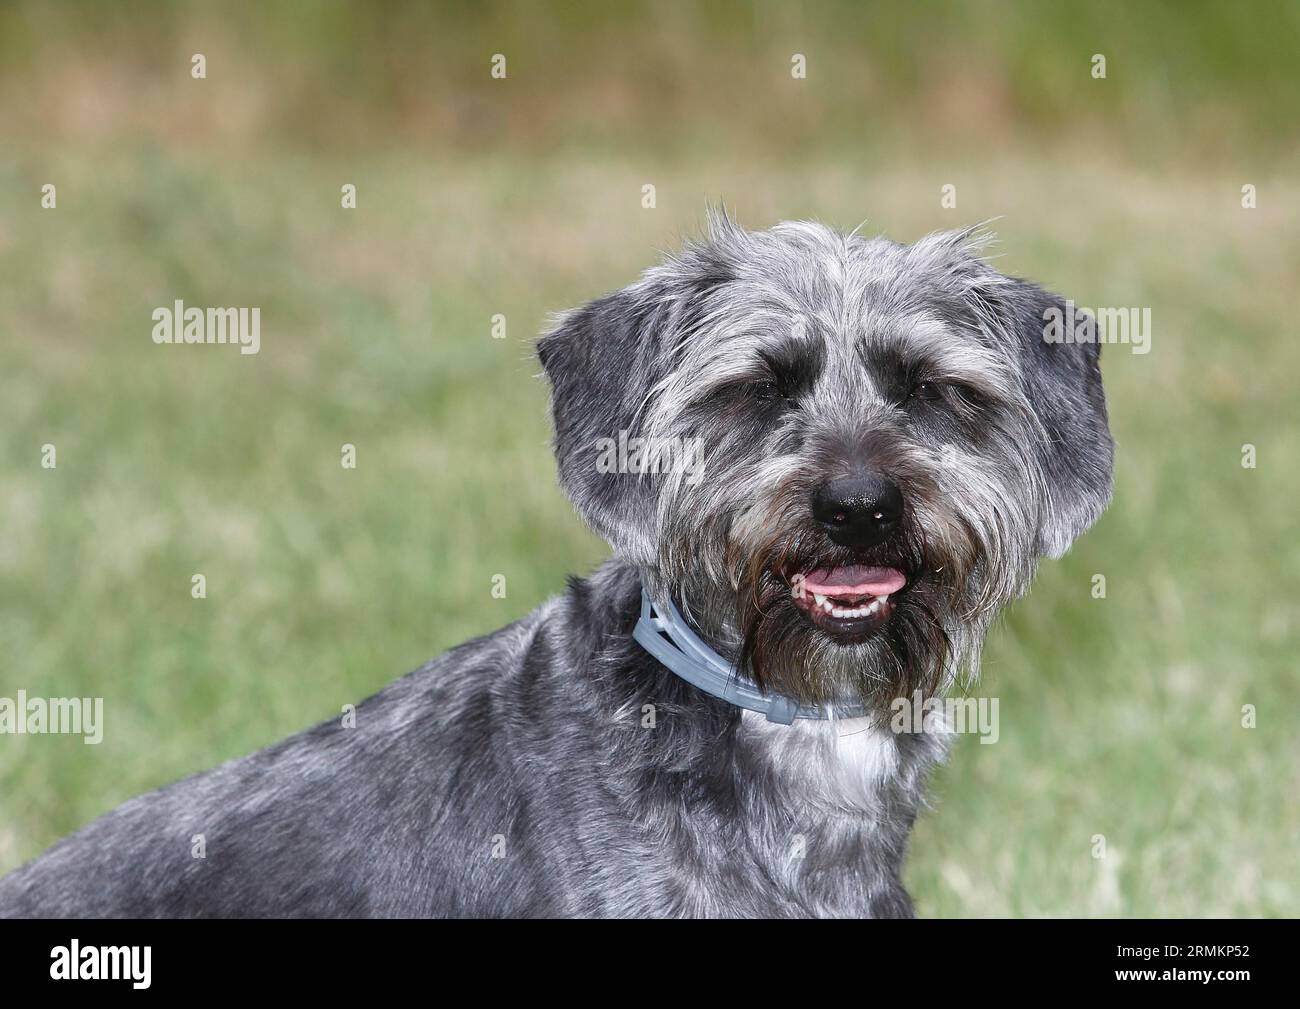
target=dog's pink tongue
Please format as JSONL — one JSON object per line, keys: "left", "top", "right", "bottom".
{"left": 801, "top": 565, "right": 906, "bottom": 596}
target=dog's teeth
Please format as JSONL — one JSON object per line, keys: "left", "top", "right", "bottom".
{"left": 808, "top": 593, "right": 895, "bottom": 621}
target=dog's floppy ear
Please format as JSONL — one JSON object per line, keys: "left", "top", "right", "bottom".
{"left": 539, "top": 220, "right": 740, "bottom": 564}
{"left": 911, "top": 228, "right": 1114, "bottom": 558}
{"left": 997, "top": 279, "right": 1114, "bottom": 558}
{"left": 537, "top": 284, "right": 672, "bottom": 566}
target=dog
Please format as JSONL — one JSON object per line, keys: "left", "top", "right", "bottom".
{"left": 0, "top": 214, "right": 1112, "bottom": 917}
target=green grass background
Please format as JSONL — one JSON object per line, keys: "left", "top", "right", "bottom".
{"left": 1, "top": 1, "right": 1296, "bottom": 916}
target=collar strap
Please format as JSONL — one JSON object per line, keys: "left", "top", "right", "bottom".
{"left": 632, "top": 587, "right": 867, "bottom": 724}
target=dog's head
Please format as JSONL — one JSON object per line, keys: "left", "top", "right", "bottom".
{"left": 539, "top": 214, "right": 1112, "bottom": 709}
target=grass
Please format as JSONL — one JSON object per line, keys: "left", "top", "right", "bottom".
{"left": 1, "top": 3, "right": 1297, "bottom": 916}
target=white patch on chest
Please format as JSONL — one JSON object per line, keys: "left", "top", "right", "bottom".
{"left": 741, "top": 710, "right": 904, "bottom": 812}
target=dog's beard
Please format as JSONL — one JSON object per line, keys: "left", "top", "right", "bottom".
{"left": 728, "top": 521, "right": 976, "bottom": 712}
{"left": 657, "top": 448, "right": 1018, "bottom": 715}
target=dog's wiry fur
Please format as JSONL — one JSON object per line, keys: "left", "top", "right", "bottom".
{"left": 0, "top": 215, "right": 1111, "bottom": 917}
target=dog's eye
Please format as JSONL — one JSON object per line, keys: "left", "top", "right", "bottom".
{"left": 909, "top": 381, "right": 942, "bottom": 402}
{"left": 753, "top": 379, "right": 790, "bottom": 404}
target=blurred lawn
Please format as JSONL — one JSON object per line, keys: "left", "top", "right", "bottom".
{"left": 1, "top": 1, "right": 1297, "bottom": 916}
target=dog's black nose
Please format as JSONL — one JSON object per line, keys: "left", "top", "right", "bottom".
{"left": 812, "top": 476, "right": 903, "bottom": 548}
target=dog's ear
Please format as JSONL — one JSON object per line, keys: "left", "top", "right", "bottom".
{"left": 538, "top": 220, "right": 742, "bottom": 564}
{"left": 909, "top": 228, "right": 1114, "bottom": 558}
{"left": 997, "top": 279, "right": 1114, "bottom": 558}
{"left": 536, "top": 283, "right": 673, "bottom": 566}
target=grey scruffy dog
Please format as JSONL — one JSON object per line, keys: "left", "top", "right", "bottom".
{"left": 0, "top": 214, "right": 1112, "bottom": 918}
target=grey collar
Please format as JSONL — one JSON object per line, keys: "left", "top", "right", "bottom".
{"left": 632, "top": 587, "right": 867, "bottom": 724}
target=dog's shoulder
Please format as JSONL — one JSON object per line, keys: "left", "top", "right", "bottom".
{"left": 0, "top": 592, "right": 579, "bottom": 917}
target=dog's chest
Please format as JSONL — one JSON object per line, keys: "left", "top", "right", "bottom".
{"left": 739, "top": 711, "right": 907, "bottom": 809}
{"left": 639, "top": 713, "right": 934, "bottom": 918}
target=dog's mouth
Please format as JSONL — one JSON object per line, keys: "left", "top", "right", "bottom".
{"left": 789, "top": 564, "right": 908, "bottom": 640}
